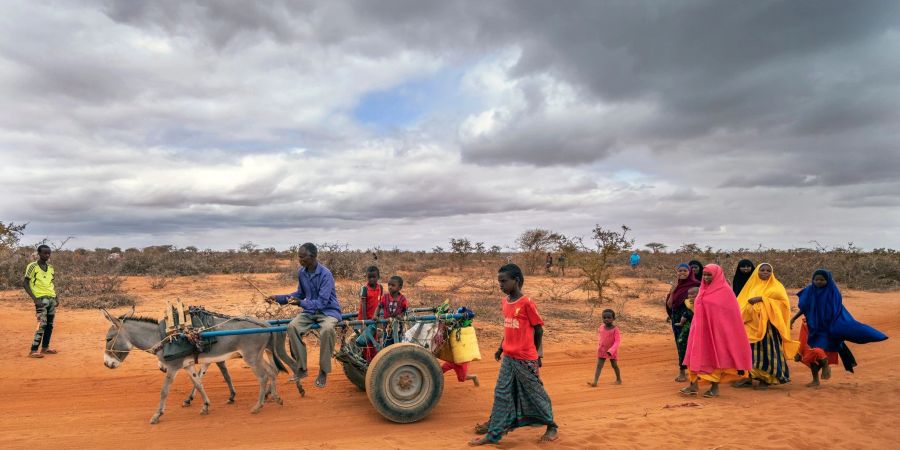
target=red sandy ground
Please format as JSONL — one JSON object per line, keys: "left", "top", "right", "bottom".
{"left": 1, "top": 274, "right": 898, "bottom": 449}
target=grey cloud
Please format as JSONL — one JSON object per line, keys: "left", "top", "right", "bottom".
{"left": 460, "top": 110, "right": 617, "bottom": 166}
{"left": 4, "top": 1, "right": 900, "bottom": 250}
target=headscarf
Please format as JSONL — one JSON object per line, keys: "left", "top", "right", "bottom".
{"left": 683, "top": 264, "right": 752, "bottom": 374}
{"left": 688, "top": 260, "right": 703, "bottom": 282}
{"left": 736, "top": 263, "right": 799, "bottom": 357}
{"left": 797, "top": 269, "right": 887, "bottom": 352}
{"left": 731, "top": 259, "right": 755, "bottom": 296}
{"left": 667, "top": 263, "right": 701, "bottom": 310}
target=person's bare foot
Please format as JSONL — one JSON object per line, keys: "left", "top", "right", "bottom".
{"left": 821, "top": 363, "right": 832, "bottom": 380}
{"left": 28, "top": 352, "right": 43, "bottom": 358}
{"left": 732, "top": 378, "right": 753, "bottom": 388}
{"left": 539, "top": 427, "right": 559, "bottom": 443}
{"left": 470, "top": 376, "right": 480, "bottom": 387}
{"left": 614, "top": 380, "right": 622, "bottom": 385}
{"left": 40, "top": 348, "right": 58, "bottom": 354}
{"left": 806, "top": 380, "right": 820, "bottom": 388}
{"left": 675, "top": 374, "right": 687, "bottom": 382}
{"left": 586, "top": 381, "right": 597, "bottom": 387}
{"left": 469, "top": 436, "right": 495, "bottom": 446}
{"left": 314, "top": 371, "right": 327, "bottom": 388}
{"left": 702, "top": 389, "right": 719, "bottom": 398}
{"left": 474, "top": 422, "right": 489, "bottom": 435}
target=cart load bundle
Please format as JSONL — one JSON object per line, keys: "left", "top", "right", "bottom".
{"left": 156, "top": 304, "right": 219, "bottom": 361}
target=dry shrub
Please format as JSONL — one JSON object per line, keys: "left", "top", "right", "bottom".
{"left": 149, "top": 272, "right": 172, "bottom": 290}
{"left": 400, "top": 271, "right": 426, "bottom": 287}
{"left": 66, "top": 293, "right": 136, "bottom": 309}
{"left": 627, "top": 247, "right": 900, "bottom": 290}
{"left": 536, "top": 280, "right": 581, "bottom": 302}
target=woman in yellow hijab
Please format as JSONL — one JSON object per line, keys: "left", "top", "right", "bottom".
{"left": 734, "top": 263, "right": 799, "bottom": 389}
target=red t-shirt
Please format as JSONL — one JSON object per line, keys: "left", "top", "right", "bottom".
{"left": 358, "top": 284, "right": 383, "bottom": 320}
{"left": 380, "top": 292, "right": 408, "bottom": 318}
{"left": 501, "top": 296, "right": 544, "bottom": 360}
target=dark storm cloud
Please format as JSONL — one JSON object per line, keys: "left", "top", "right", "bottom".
{"left": 3, "top": 0, "right": 899, "bottom": 249}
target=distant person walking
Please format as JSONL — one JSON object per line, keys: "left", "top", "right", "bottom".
{"left": 544, "top": 252, "right": 553, "bottom": 274}
{"left": 629, "top": 251, "right": 640, "bottom": 269}
{"left": 24, "top": 245, "right": 59, "bottom": 358}
{"left": 557, "top": 254, "right": 567, "bottom": 277}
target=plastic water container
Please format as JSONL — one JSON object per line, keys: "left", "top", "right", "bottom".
{"left": 449, "top": 326, "right": 481, "bottom": 363}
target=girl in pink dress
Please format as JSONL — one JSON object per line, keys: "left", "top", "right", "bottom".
{"left": 589, "top": 309, "right": 622, "bottom": 386}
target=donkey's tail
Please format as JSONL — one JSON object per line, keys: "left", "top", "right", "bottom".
{"left": 268, "top": 332, "right": 293, "bottom": 374}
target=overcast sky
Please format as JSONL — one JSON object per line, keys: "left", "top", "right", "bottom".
{"left": 2, "top": 0, "right": 899, "bottom": 251}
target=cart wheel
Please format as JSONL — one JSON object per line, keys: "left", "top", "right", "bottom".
{"left": 365, "top": 343, "right": 444, "bottom": 423}
{"left": 340, "top": 342, "right": 368, "bottom": 391}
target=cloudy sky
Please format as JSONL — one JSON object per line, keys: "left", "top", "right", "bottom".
{"left": 2, "top": 0, "right": 899, "bottom": 251}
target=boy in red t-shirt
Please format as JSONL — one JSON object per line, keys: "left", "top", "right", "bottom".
{"left": 358, "top": 266, "right": 382, "bottom": 361}
{"left": 470, "top": 264, "right": 558, "bottom": 446}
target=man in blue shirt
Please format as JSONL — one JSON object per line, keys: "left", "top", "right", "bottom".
{"left": 267, "top": 243, "right": 342, "bottom": 389}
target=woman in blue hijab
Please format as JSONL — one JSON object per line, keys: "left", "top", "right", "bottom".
{"left": 791, "top": 269, "right": 887, "bottom": 385}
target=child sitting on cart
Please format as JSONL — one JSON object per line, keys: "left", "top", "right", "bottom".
{"left": 381, "top": 275, "right": 409, "bottom": 346}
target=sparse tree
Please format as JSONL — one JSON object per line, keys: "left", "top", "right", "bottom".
{"left": 449, "top": 238, "right": 475, "bottom": 270}
{"left": 645, "top": 242, "right": 667, "bottom": 254}
{"left": 0, "top": 221, "right": 26, "bottom": 252}
{"left": 239, "top": 241, "right": 259, "bottom": 253}
{"left": 572, "top": 225, "right": 634, "bottom": 317}
{"left": 516, "top": 228, "right": 563, "bottom": 274}
{"left": 677, "top": 243, "right": 701, "bottom": 254}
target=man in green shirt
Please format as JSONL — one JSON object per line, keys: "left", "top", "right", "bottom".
{"left": 24, "top": 245, "right": 58, "bottom": 358}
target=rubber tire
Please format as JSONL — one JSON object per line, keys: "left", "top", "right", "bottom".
{"left": 341, "top": 342, "right": 368, "bottom": 391}
{"left": 365, "top": 343, "right": 444, "bottom": 423}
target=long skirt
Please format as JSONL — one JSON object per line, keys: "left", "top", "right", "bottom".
{"left": 750, "top": 324, "right": 791, "bottom": 384}
{"left": 485, "top": 357, "right": 557, "bottom": 443}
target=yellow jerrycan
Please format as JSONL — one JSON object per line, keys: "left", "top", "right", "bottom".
{"left": 449, "top": 326, "right": 481, "bottom": 363}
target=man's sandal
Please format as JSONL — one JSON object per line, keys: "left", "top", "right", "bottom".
{"left": 41, "top": 348, "right": 58, "bottom": 354}
{"left": 28, "top": 352, "right": 43, "bottom": 358}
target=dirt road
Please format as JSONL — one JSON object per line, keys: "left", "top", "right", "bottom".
{"left": 1, "top": 276, "right": 897, "bottom": 449}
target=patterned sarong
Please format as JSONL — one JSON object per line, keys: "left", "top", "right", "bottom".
{"left": 750, "top": 324, "right": 791, "bottom": 384}
{"left": 485, "top": 357, "right": 557, "bottom": 442}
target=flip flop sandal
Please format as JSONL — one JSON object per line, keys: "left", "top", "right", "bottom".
{"left": 702, "top": 390, "right": 718, "bottom": 398}
{"left": 41, "top": 348, "right": 58, "bottom": 354}
{"left": 28, "top": 352, "right": 44, "bottom": 358}
{"left": 474, "top": 423, "right": 489, "bottom": 434}
{"left": 679, "top": 387, "right": 698, "bottom": 396}
{"left": 314, "top": 374, "right": 327, "bottom": 389}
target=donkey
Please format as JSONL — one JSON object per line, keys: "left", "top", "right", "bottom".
{"left": 101, "top": 308, "right": 294, "bottom": 424}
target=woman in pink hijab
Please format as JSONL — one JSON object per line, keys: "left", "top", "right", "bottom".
{"left": 680, "top": 264, "right": 752, "bottom": 398}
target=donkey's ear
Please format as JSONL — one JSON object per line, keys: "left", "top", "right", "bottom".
{"left": 100, "top": 308, "right": 121, "bottom": 326}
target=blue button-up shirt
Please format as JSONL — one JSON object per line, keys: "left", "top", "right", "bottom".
{"left": 274, "top": 263, "right": 342, "bottom": 321}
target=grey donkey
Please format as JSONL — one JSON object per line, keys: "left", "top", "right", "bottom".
{"left": 101, "top": 308, "right": 297, "bottom": 424}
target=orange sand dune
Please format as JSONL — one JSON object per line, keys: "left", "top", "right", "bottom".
{"left": 1, "top": 275, "right": 898, "bottom": 449}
